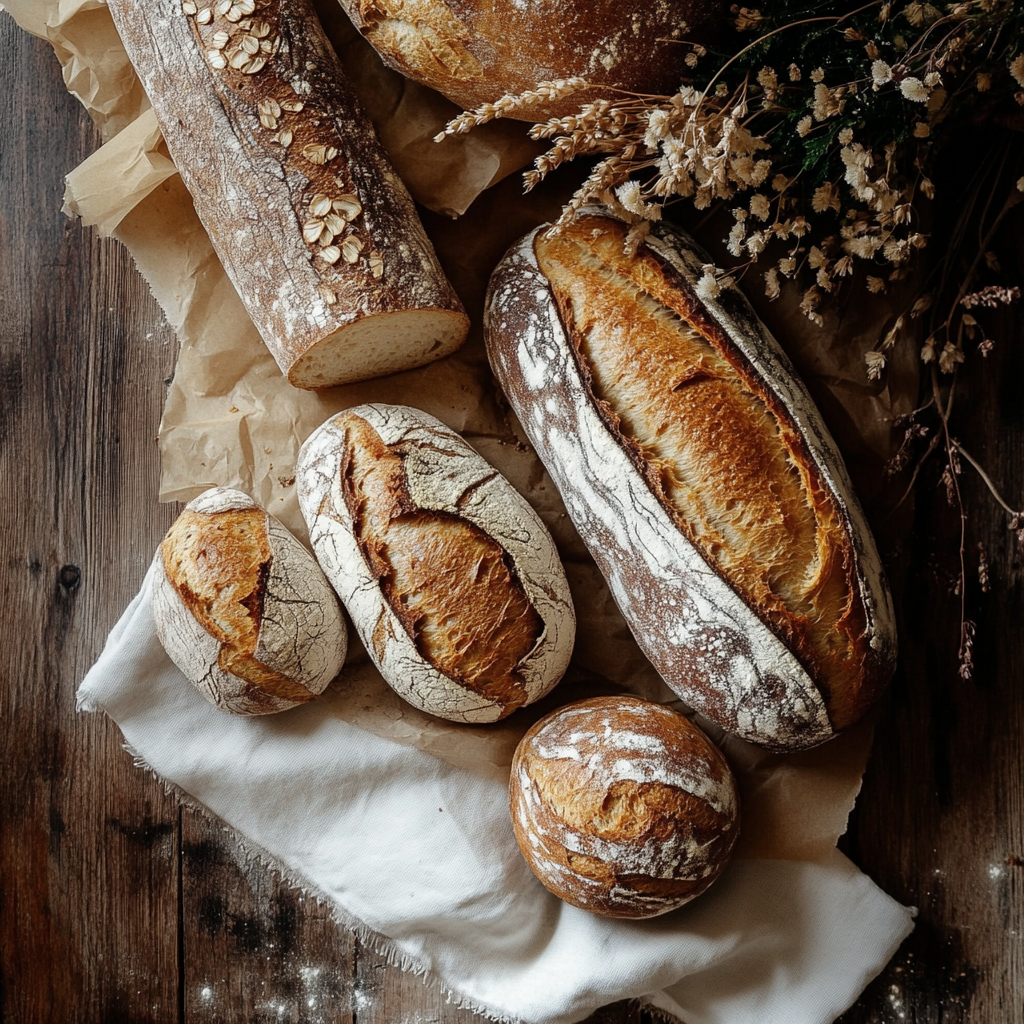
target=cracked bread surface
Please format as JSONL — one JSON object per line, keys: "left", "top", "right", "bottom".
{"left": 534, "top": 219, "right": 869, "bottom": 730}
{"left": 484, "top": 212, "right": 896, "bottom": 750}
{"left": 338, "top": 0, "right": 727, "bottom": 121}
{"left": 153, "top": 487, "right": 347, "bottom": 714}
{"left": 297, "top": 404, "right": 575, "bottom": 723}
{"left": 339, "top": 410, "right": 538, "bottom": 711}
{"left": 510, "top": 696, "right": 739, "bottom": 918}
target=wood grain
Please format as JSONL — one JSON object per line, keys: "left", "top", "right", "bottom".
{"left": 0, "top": 14, "right": 181, "bottom": 1021}
{"left": 2, "top": 9, "right": 1022, "bottom": 1024}
{"left": 837, "top": 212, "right": 1024, "bottom": 1023}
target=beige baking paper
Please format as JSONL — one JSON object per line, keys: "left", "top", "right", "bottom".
{"left": 7, "top": 0, "right": 918, "bottom": 868}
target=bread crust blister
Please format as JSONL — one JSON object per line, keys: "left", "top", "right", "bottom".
{"left": 296, "top": 403, "right": 575, "bottom": 723}
{"left": 484, "top": 211, "right": 897, "bottom": 751}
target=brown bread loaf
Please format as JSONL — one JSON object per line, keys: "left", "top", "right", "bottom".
{"left": 510, "top": 695, "right": 740, "bottom": 918}
{"left": 484, "top": 210, "right": 897, "bottom": 751}
{"left": 107, "top": 0, "right": 469, "bottom": 388}
{"left": 152, "top": 487, "right": 348, "bottom": 714}
{"left": 296, "top": 403, "right": 575, "bottom": 722}
{"left": 335, "top": 0, "right": 728, "bottom": 120}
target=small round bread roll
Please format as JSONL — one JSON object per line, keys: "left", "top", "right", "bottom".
{"left": 510, "top": 696, "right": 739, "bottom": 918}
{"left": 153, "top": 487, "right": 347, "bottom": 715}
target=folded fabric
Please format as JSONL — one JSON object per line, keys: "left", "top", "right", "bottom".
{"left": 77, "top": 564, "right": 914, "bottom": 1024}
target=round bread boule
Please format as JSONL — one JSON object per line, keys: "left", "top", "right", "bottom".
{"left": 153, "top": 487, "right": 348, "bottom": 715}
{"left": 510, "top": 695, "right": 739, "bottom": 918}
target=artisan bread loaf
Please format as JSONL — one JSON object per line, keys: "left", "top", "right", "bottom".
{"left": 107, "top": 0, "right": 469, "bottom": 388}
{"left": 511, "top": 695, "right": 739, "bottom": 918}
{"left": 485, "top": 211, "right": 897, "bottom": 752}
{"left": 153, "top": 487, "right": 347, "bottom": 714}
{"left": 296, "top": 404, "right": 574, "bottom": 722}
{"left": 337, "top": 0, "right": 727, "bottom": 121}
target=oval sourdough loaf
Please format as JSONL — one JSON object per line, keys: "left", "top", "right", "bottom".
{"left": 511, "top": 695, "right": 739, "bottom": 918}
{"left": 296, "top": 403, "right": 575, "bottom": 723}
{"left": 336, "top": 0, "right": 727, "bottom": 121}
{"left": 153, "top": 487, "right": 348, "bottom": 714}
{"left": 484, "top": 211, "right": 897, "bottom": 751}
{"left": 106, "top": 0, "right": 469, "bottom": 388}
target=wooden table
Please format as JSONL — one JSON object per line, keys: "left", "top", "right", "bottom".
{"left": 2, "top": 14, "right": 1022, "bottom": 1023}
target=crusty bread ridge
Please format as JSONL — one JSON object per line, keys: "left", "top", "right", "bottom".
{"left": 511, "top": 695, "right": 740, "bottom": 918}
{"left": 484, "top": 211, "right": 897, "bottom": 751}
{"left": 153, "top": 487, "right": 348, "bottom": 714}
{"left": 336, "top": 0, "right": 728, "bottom": 120}
{"left": 107, "top": 0, "right": 469, "bottom": 388}
{"left": 296, "top": 404, "right": 575, "bottom": 722}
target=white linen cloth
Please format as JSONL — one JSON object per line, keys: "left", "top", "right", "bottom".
{"left": 78, "top": 565, "right": 914, "bottom": 1024}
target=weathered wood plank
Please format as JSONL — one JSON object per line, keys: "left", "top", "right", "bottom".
{"left": 0, "top": 13, "right": 181, "bottom": 1023}
{"left": 838, "top": 214, "right": 1024, "bottom": 1022}
{"left": 180, "top": 808, "right": 358, "bottom": 1023}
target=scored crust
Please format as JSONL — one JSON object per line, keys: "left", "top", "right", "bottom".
{"left": 511, "top": 695, "right": 740, "bottom": 918}
{"left": 296, "top": 403, "right": 575, "bottom": 722}
{"left": 153, "top": 487, "right": 347, "bottom": 714}
{"left": 484, "top": 211, "right": 897, "bottom": 750}
{"left": 534, "top": 219, "right": 870, "bottom": 730}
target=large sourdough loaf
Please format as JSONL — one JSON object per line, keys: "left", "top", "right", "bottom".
{"left": 511, "top": 695, "right": 740, "bottom": 918}
{"left": 107, "top": 0, "right": 469, "bottom": 388}
{"left": 336, "top": 0, "right": 727, "bottom": 121}
{"left": 296, "top": 404, "right": 575, "bottom": 723}
{"left": 484, "top": 211, "right": 897, "bottom": 751}
{"left": 153, "top": 487, "right": 348, "bottom": 714}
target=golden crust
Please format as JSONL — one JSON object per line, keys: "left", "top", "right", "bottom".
{"left": 534, "top": 220, "right": 873, "bottom": 730}
{"left": 343, "top": 0, "right": 727, "bottom": 120}
{"left": 338, "top": 410, "right": 542, "bottom": 713}
{"left": 510, "top": 696, "right": 739, "bottom": 918}
{"left": 160, "top": 507, "right": 317, "bottom": 709}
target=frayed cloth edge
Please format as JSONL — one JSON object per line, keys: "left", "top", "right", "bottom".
{"left": 120, "top": 739, "right": 534, "bottom": 1024}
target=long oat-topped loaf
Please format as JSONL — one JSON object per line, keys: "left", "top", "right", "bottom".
{"left": 153, "top": 487, "right": 348, "bottom": 714}
{"left": 297, "top": 404, "right": 575, "bottom": 723}
{"left": 336, "top": 0, "right": 728, "bottom": 121}
{"left": 107, "top": 0, "right": 469, "bottom": 388}
{"left": 484, "top": 211, "right": 897, "bottom": 751}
